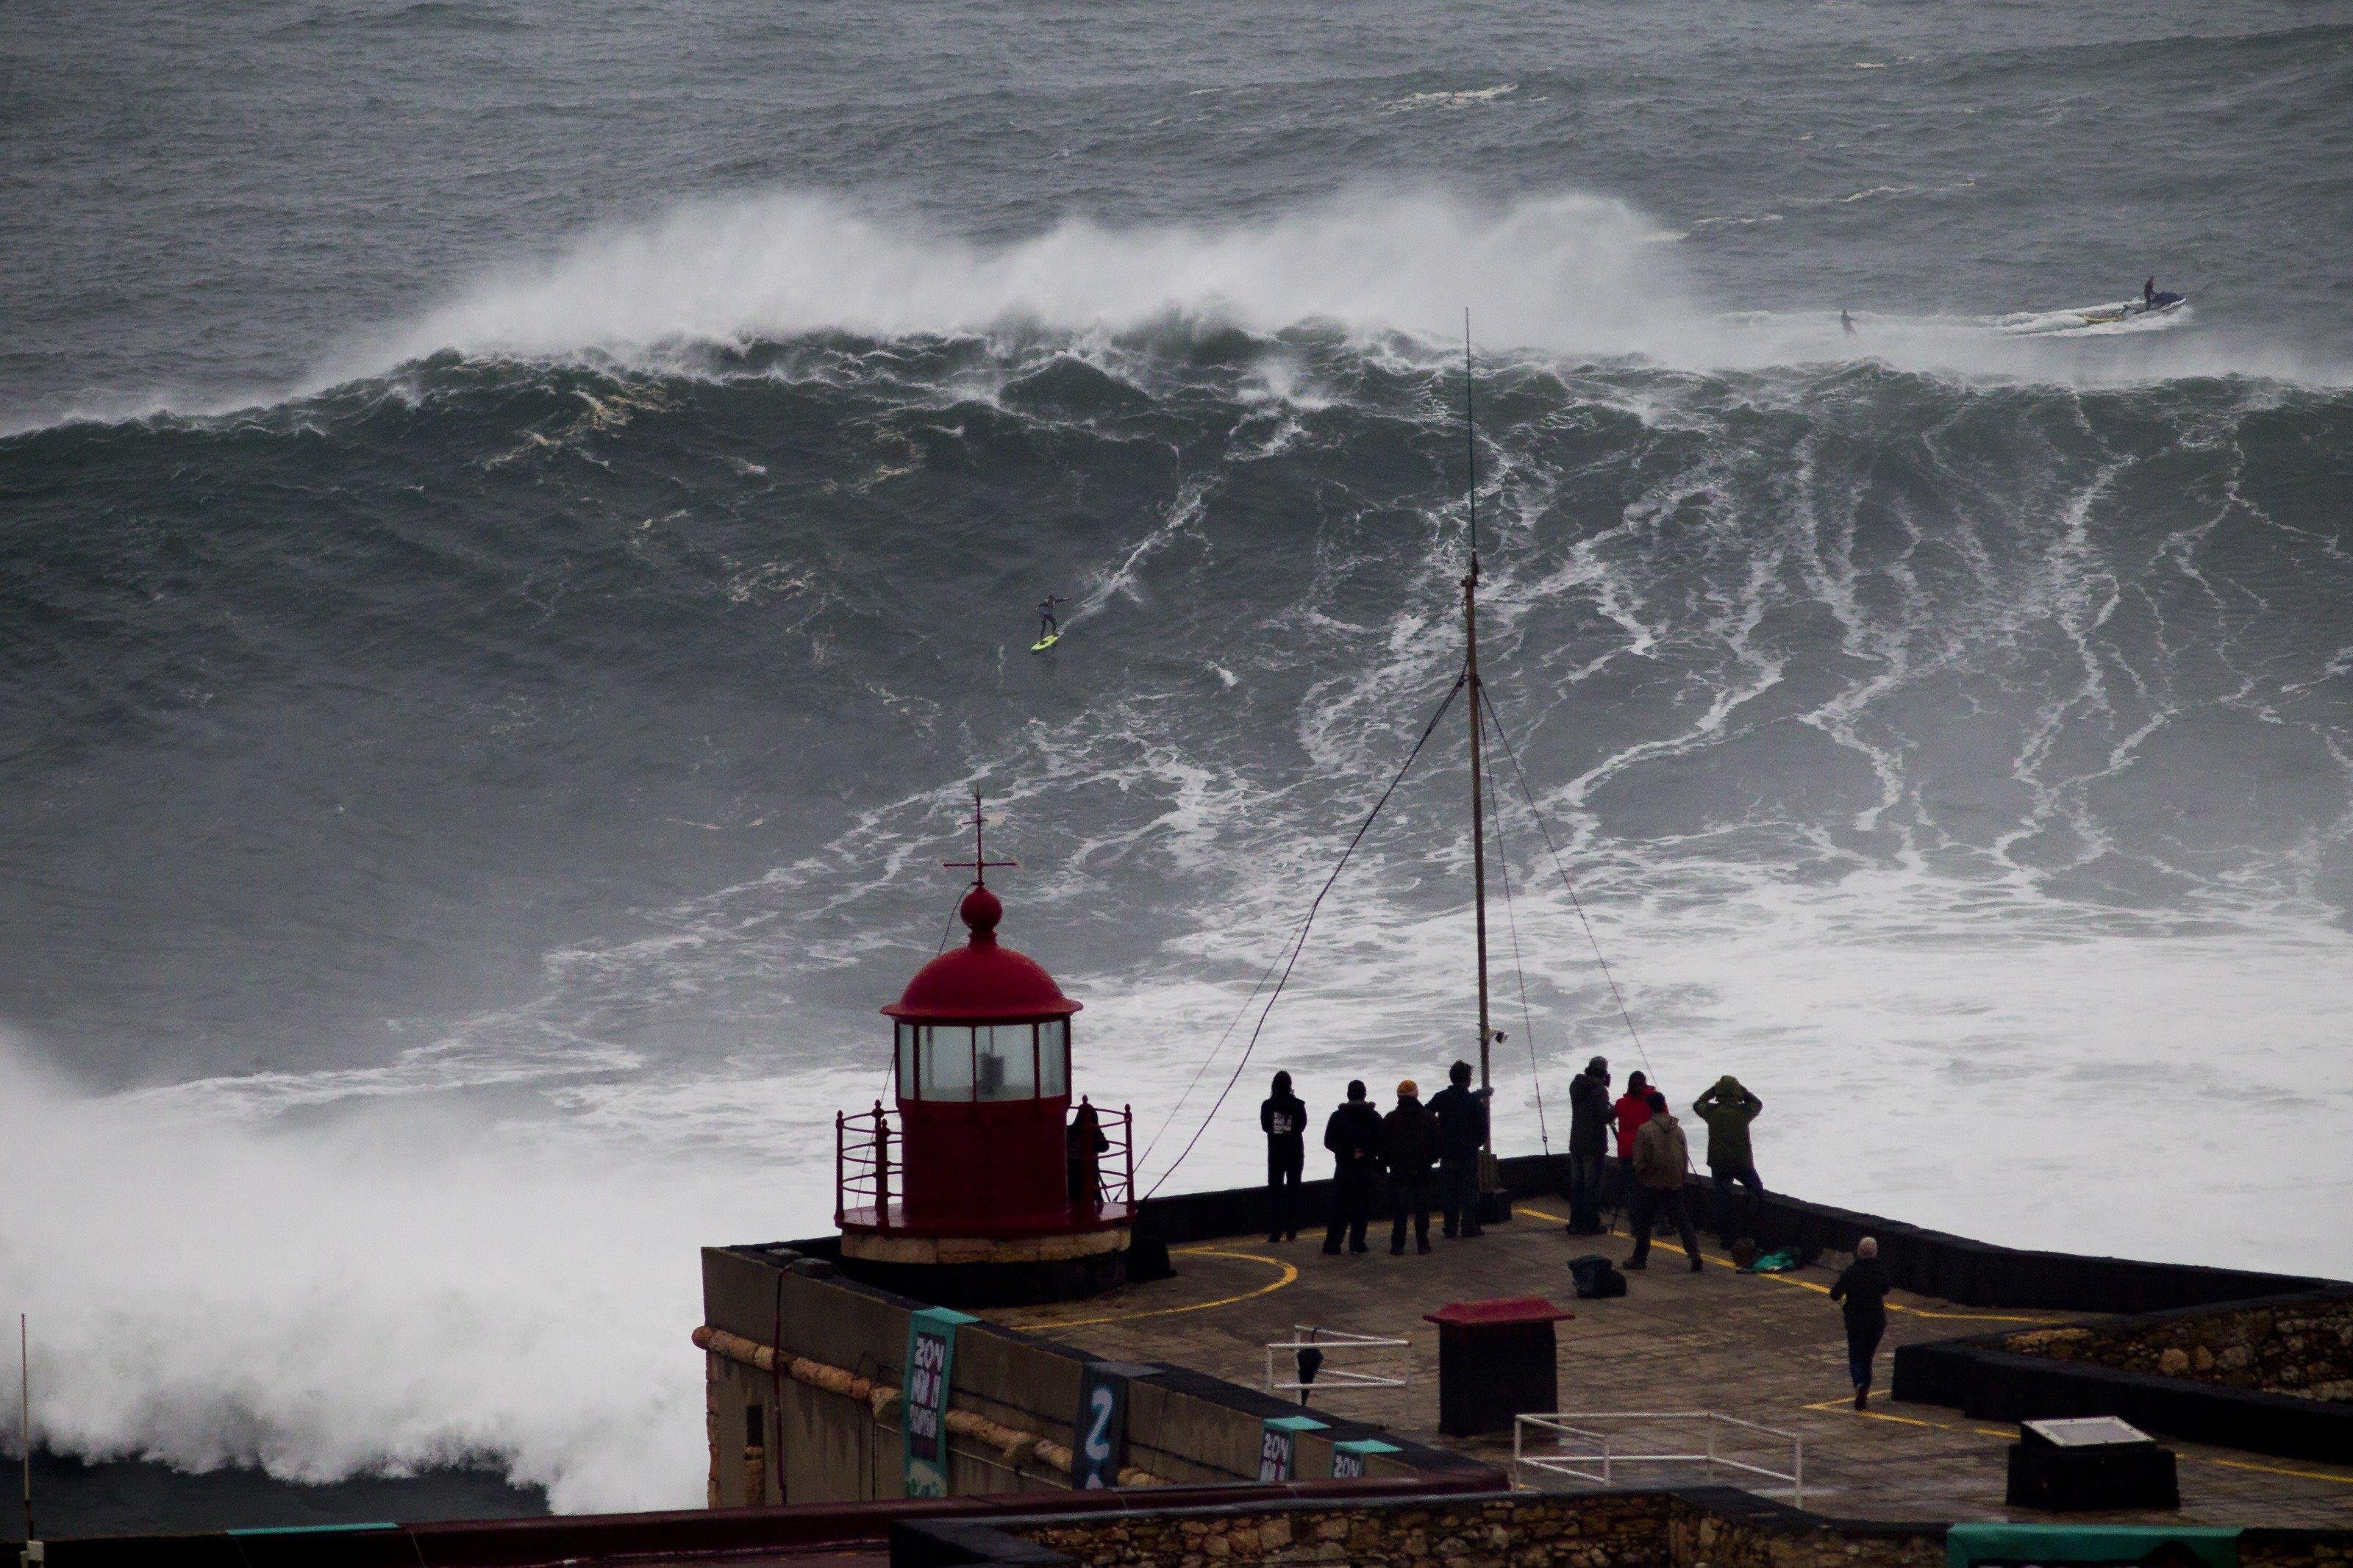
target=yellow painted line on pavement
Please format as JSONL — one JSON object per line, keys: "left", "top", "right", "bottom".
{"left": 1802, "top": 1397, "right": 1945, "bottom": 1430}
{"left": 1001, "top": 1247, "right": 1299, "bottom": 1331}
{"left": 1801, "top": 1400, "right": 2353, "bottom": 1486}
{"left": 2199, "top": 1453, "right": 2353, "bottom": 1486}
{"left": 1521, "top": 1205, "right": 2050, "bottom": 1322}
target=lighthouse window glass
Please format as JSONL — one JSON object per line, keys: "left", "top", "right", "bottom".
{"left": 895, "top": 1023, "right": 918, "bottom": 1098}
{"left": 976, "top": 1024, "right": 1035, "bottom": 1100}
{"left": 1038, "top": 1019, "right": 1068, "bottom": 1097}
{"left": 919, "top": 1025, "right": 974, "bottom": 1101}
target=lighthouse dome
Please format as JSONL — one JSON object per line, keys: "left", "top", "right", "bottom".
{"left": 882, "top": 885, "right": 1082, "bottom": 1023}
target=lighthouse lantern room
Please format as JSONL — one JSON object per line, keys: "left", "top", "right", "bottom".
{"left": 835, "top": 797, "right": 1135, "bottom": 1306}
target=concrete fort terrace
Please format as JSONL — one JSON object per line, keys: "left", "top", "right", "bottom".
{"left": 979, "top": 1192, "right": 2353, "bottom": 1526}
{"left": 689, "top": 1156, "right": 2353, "bottom": 1539}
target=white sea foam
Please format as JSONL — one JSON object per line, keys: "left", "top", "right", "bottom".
{"left": 308, "top": 186, "right": 2352, "bottom": 394}
{"left": 334, "top": 189, "right": 1686, "bottom": 382}
{"left": 0, "top": 1038, "right": 778, "bottom": 1512}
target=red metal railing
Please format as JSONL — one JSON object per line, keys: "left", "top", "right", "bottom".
{"left": 835, "top": 1099, "right": 1135, "bottom": 1229}
{"left": 836, "top": 1100, "right": 896, "bottom": 1228}
{"left": 1087, "top": 1097, "right": 1137, "bottom": 1212}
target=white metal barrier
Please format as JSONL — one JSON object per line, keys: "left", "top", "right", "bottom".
{"left": 1265, "top": 1325, "right": 1411, "bottom": 1398}
{"left": 1514, "top": 1411, "right": 1804, "bottom": 1506}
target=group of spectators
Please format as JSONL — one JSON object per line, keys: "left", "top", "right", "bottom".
{"left": 1260, "top": 1061, "right": 1493, "bottom": 1256}
{"left": 1563, "top": 1056, "right": 1765, "bottom": 1270}
{"left": 1257, "top": 1053, "right": 1899, "bottom": 1405}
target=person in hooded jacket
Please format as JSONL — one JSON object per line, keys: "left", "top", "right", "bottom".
{"left": 1066, "top": 1099, "right": 1110, "bottom": 1211}
{"left": 1692, "top": 1075, "right": 1765, "bottom": 1242}
{"left": 1829, "top": 1236, "right": 1893, "bottom": 1408}
{"left": 1260, "top": 1070, "right": 1309, "bottom": 1243}
{"left": 1427, "top": 1059, "right": 1491, "bottom": 1239}
{"left": 1321, "top": 1080, "right": 1383, "bottom": 1255}
{"left": 1382, "top": 1079, "right": 1440, "bottom": 1256}
{"left": 1626, "top": 1090, "right": 1702, "bottom": 1271}
{"left": 1566, "top": 1056, "right": 1613, "bottom": 1234}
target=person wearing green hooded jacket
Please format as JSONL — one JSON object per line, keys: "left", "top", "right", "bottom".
{"left": 1692, "top": 1075, "right": 1765, "bottom": 1242}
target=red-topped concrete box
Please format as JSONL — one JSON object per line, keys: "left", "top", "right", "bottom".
{"left": 1424, "top": 1297, "right": 1574, "bottom": 1436}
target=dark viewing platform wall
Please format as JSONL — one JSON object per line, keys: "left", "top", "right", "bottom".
{"left": 1115, "top": 1155, "right": 2336, "bottom": 1316}
{"left": 1893, "top": 1288, "right": 2353, "bottom": 1465}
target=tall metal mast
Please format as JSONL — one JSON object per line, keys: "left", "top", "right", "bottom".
{"left": 1462, "top": 313, "right": 1493, "bottom": 1155}
{"left": 20, "top": 1314, "right": 32, "bottom": 1557}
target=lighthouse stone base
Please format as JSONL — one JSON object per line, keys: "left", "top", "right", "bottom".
{"left": 837, "top": 1222, "right": 1130, "bottom": 1308}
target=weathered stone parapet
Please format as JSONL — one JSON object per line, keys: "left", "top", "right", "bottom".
{"left": 907, "top": 1486, "right": 2340, "bottom": 1568}
{"left": 2001, "top": 1294, "right": 2353, "bottom": 1403}
{"left": 1001, "top": 1491, "right": 1957, "bottom": 1568}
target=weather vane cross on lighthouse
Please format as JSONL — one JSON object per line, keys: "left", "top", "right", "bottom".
{"left": 943, "top": 789, "right": 1018, "bottom": 888}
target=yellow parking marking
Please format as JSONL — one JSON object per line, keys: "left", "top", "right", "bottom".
{"left": 1521, "top": 1204, "right": 2050, "bottom": 1322}
{"left": 1001, "top": 1247, "right": 1299, "bottom": 1331}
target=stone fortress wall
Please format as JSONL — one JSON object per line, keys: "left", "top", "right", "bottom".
{"left": 2002, "top": 1295, "right": 2353, "bottom": 1403}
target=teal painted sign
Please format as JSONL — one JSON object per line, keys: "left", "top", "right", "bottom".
{"left": 901, "top": 1306, "right": 976, "bottom": 1497}
{"left": 1330, "top": 1437, "right": 1400, "bottom": 1478}
{"left": 1257, "top": 1414, "right": 1327, "bottom": 1481}
{"left": 1947, "top": 1525, "right": 2240, "bottom": 1568}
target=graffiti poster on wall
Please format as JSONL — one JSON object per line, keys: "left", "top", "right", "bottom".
{"left": 901, "top": 1306, "right": 976, "bottom": 1497}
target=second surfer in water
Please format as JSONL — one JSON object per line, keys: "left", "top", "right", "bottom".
{"left": 1038, "top": 595, "right": 1068, "bottom": 642}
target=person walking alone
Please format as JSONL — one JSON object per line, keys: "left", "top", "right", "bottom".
{"left": 1260, "top": 1071, "right": 1308, "bottom": 1243}
{"left": 1382, "top": 1079, "right": 1439, "bottom": 1256}
{"left": 1566, "top": 1056, "right": 1612, "bottom": 1234}
{"left": 1692, "top": 1075, "right": 1765, "bottom": 1242}
{"left": 1626, "top": 1091, "right": 1702, "bottom": 1272}
{"left": 1427, "top": 1060, "right": 1491, "bottom": 1239}
{"left": 1830, "top": 1236, "right": 1893, "bottom": 1408}
{"left": 1321, "top": 1081, "right": 1382, "bottom": 1255}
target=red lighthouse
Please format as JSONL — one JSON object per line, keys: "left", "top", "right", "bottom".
{"left": 835, "top": 798, "right": 1135, "bottom": 1306}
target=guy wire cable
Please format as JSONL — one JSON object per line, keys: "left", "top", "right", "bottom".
{"left": 1477, "top": 681, "right": 1655, "bottom": 1080}
{"left": 1135, "top": 942, "right": 1290, "bottom": 1170}
{"left": 1146, "top": 670, "right": 1469, "bottom": 1197}
{"left": 1482, "top": 718, "right": 1552, "bottom": 1156}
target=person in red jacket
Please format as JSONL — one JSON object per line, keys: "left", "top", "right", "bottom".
{"left": 1609, "top": 1071, "right": 1657, "bottom": 1220}
{"left": 1613, "top": 1071, "right": 1655, "bottom": 1152}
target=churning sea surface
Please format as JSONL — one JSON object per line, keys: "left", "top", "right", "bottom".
{"left": 4, "top": 0, "right": 2352, "bottom": 1522}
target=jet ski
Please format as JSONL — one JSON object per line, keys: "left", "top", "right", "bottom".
{"left": 2074, "top": 290, "right": 2185, "bottom": 325}
{"left": 1997, "top": 291, "right": 2189, "bottom": 335}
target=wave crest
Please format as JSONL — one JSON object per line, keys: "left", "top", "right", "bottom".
{"left": 338, "top": 189, "right": 1690, "bottom": 377}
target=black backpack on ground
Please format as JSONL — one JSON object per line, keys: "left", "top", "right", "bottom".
{"left": 1568, "top": 1253, "right": 1627, "bottom": 1299}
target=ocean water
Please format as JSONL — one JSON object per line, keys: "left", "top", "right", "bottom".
{"left": 4, "top": 0, "right": 2352, "bottom": 1525}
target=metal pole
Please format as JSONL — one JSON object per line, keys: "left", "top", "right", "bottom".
{"left": 1463, "top": 314, "right": 1493, "bottom": 1129}
{"left": 20, "top": 1313, "right": 32, "bottom": 1550}
{"left": 834, "top": 1111, "right": 846, "bottom": 1227}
